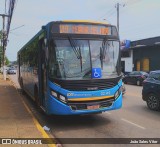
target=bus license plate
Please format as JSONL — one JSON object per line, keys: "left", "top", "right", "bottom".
{"left": 87, "top": 105, "right": 99, "bottom": 110}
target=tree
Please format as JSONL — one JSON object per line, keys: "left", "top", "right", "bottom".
{"left": 5, "top": 56, "right": 9, "bottom": 65}
{"left": 0, "top": 30, "right": 2, "bottom": 39}
{"left": 0, "top": 30, "right": 10, "bottom": 67}
{"left": 0, "top": 31, "right": 2, "bottom": 67}
{"left": 0, "top": 46, "right": 2, "bottom": 67}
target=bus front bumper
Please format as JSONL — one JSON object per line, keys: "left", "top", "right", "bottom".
{"left": 46, "top": 93, "right": 122, "bottom": 115}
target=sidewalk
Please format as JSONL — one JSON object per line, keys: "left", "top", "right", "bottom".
{"left": 0, "top": 74, "right": 55, "bottom": 147}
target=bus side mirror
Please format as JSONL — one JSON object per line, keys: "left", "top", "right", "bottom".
{"left": 42, "top": 26, "right": 46, "bottom": 30}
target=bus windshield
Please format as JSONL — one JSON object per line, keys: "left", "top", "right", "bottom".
{"left": 49, "top": 38, "right": 120, "bottom": 80}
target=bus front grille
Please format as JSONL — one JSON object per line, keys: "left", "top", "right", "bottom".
{"left": 53, "top": 77, "right": 121, "bottom": 91}
{"left": 69, "top": 99, "right": 114, "bottom": 110}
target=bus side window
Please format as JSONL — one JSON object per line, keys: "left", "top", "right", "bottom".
{"left": 49, "top": 40, "right": 60, "bottom": 78}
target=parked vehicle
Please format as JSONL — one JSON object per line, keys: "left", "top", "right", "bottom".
{"left": 142, "top": 70, "right": 160, "bottom": 110}
{"left": 7, "top": 67, "right": 17, "bottom": 74}
{"left": 149, "top": 70, "right": 160, "bottom": 74}
{"left": 123, "top": 71, "right": 148, "bottom": 86}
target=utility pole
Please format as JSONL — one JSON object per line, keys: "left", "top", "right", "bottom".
{"left": 116, "top": 3, "right": 120, "bottom": 32}
{"left": 115, "top": 3, "right": 125, "bottom": 32}
{"left": 0, "top": 14, "right": 9, "bottom": 80}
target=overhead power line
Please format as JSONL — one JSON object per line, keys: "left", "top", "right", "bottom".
{"left": 97, "top": 7, "right": 115, "bottom": 21}
{"left": 125, "top": 0, "right": 143, "bottom": 6}
{"left": 10, "top": 24, "right": 24, "bottom": 32}
{"left": 119, "top": 0, "right": 143, "bottom": 15}
{"left": 97, "top": 0, "right": 143, "bottom": 23}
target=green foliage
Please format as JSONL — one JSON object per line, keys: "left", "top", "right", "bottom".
{"left": 0, "top": 46, "right": 2, "bottom": 53}
{"left": 0, "top": 47, "right": 2, "bottom": 67}
{"left": 0, "top": 31, "right": 2, "bottom": 67}
{"left": 5, "top": 56, "right": 10, "bottom": 65}
{"left": 0, "top": 31, "right": 10, "bottom": 67}
{"left": 0, "top": 30, "right": 2, "bottom": 40}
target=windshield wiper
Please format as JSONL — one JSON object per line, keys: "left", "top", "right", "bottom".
{"left": 68, "top": 36, "right": 83, "bottom": 72}
{"left": 100, "top": 37, "right": 109, "bottom": 69}
{"left": 100, "top": 47, "right": 103, "bottom": 69}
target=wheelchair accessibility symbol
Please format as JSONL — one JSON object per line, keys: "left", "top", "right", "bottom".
{"left": 92, "top": 68, "right": 102, "bottom": 78}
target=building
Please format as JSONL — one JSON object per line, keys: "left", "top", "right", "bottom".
{"left": 121, "top": 40, "right": 132, "bottom": 73}
{"left": 121, "top": 36, "right": 160, "bottom": 73}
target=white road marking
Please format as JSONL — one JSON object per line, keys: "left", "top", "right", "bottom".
{"left": 121, "top": 118, "right": 146, "bottom": 130}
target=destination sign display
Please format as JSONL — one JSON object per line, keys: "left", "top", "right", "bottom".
{"left": 51, "top": 23, "right": 117, "bottom": 36}
{"left": 59, "top": 24, "right": 110, "bottom": 35}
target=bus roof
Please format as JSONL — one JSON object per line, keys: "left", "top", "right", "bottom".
{"left": 60, "top": 20, "right": 109, "bottom": 25}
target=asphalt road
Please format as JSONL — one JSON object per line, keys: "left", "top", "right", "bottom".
{"left": 8, "top": 74, "right": 160, "bottom": 147}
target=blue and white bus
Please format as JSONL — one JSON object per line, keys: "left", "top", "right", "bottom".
{"left": 17, "top": 20, "right": 122, "bottom": 115}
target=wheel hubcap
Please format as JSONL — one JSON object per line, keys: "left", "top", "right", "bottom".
{"left": 148, "top": 95, "right": 158, "bottom": 109}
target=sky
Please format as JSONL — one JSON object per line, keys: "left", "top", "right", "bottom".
{"left": 0, "top": 0, "right": 160, "bottom": 61}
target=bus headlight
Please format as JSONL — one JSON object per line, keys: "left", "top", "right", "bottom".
{"left": 114, "top": 91, "right": 119, "bottom": 99}
{"left": 114, "top": 87, "right": 122, "bottom": 99}
{"left": 59, "top": 95, "right": 67, "bottom": 103}
{"left": 51, "top": 90, "right": 67, "bottom": 103}
{"left": 51, "top": 90, "right": 58, "bottom": 98}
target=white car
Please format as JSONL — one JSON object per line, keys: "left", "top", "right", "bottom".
{"left": 7, "top": 67, "right": 17, "bottom": 74}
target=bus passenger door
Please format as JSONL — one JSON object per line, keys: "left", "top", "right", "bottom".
{"left": 38, "top": 39, "right": 47, "bottom": 109}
